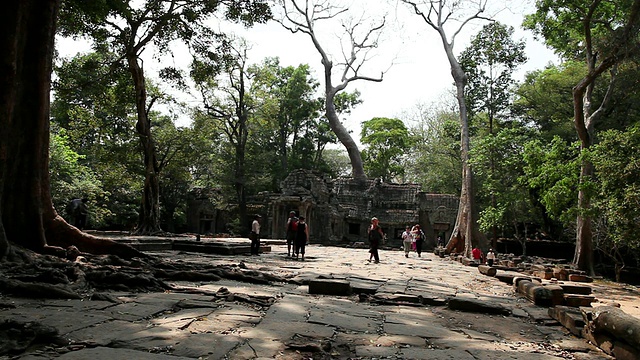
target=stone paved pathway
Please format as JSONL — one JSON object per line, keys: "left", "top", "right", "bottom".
{"left": 2, "top": 243, "right": 624, "bottom": 359}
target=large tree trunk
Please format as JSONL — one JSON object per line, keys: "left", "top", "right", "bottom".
{"left": 325, "top": 90, "right": 366, "bottom": 182}
{"left": 0, "top": 0, "right": 146, "bottom": 260}
{"left": 127, "top": 54, "right": 162, "bottom": 235}
{"left": 442, "top": 36, "right": 486, "bottom": 258}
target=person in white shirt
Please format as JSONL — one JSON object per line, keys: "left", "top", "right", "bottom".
{"left": 486, "top": 248, "right": 496, "bottom": 266}
{"left": 250, "top": 215, "right": 261, "bottom": 255}
{"left": 402, "top": 226, "right": 413, "bottom": 258}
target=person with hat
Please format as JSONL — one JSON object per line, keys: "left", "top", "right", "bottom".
{"left": 294, "top": 215, "right": 309, "bottom": 260}
{"left": 250, "top": 214, "right": 262, "bottom": 255}
{"left": 285, "top": 211, "right": 298, "bottom": 257}
{"left": 368, "top": 217, "right": 384, "bottom": 263}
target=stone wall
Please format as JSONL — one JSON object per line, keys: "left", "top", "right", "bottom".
{"left": 260, "top": 170, "right": 459, "bottom": 248}
{"left": 187, "top": 170, "right": 459, "bottom": 247}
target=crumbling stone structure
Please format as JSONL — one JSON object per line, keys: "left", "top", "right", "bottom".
{"left": 258, "top": 170, "right": 458, "bottom": 248}
{"left": 187, "top": 170, "right": 459, "bottom": 248}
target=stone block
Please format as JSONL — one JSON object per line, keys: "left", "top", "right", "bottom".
{"left": 477, "top": 265, "right": 496, "bottom": 277}
{"left": 613, "top": 340, "right": 640, "bottom": 360}
{"left": 495, "top": 273, "right": 515, "bottom": 284}
{"left": 553, "top": 268, "right": 569, "bottom": 281}
{"left": 548, "top": 306, "right": 586, "bottom": 336}
{"left": 534, "top": 270, "right": 554, "bottom": 280}
{"left": 308, "top": 279, "right": 352, "bottom": 296}
{"left": 569, "top": 274, "right": 593, "bottom": 282}
{"left": 564, "top": 294, "right": 596, "bottom": 307}
{"left": 448, "top": 296, "right": 511, "bottom": 316}
{"left": 517, "top": 280, "right": 564, "bottom": 307}
{"left": 559, "top": 283, "right": 592, "bottom": 295}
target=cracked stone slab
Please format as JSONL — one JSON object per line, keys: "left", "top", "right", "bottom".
{"left": 240, "top": 319, "right": 335, "bottom": 340}
{"left": 65, "top": 319, "right": 148, "bottom": 345}
{"left": 308, "top": 309, "right": 380, "bottom": 333}
{"left": 399, "top": 347, "right": 476, "bottom": 360}
{"left": 56, "top": 347, "right": 194, "bottom": 360}
{"left": 2, "top": 307, "right": 112, "bottom": 336}
{"left": 228, "top": 337, "right": 285, "bottom": 359}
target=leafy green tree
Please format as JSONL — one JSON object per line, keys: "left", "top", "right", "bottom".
{"left": 513, "top": 62, "right": 582, "bottom": 143}
{"left": 192, "top": 39, "right": 254, "bottom": 231}
{"left": 51, "top": 51, "right": 145, "bottom": 230}
{"left": 404, "top": 100, "right": 461, "bottom": 195}
{"left": 471, "top": 127, "right": 541, "bottom": 255}
{"left": 49, "top": 127, "right": 108, "bottom": 228}
{"left": 522, "top": 137, "right": 581, "bottom": 240}
{"left": 361, "top": 117, "right": 410, "bottom": 182}
{"left": 460, "top": 22, "right": 527, "bottom": 134}
{"left": 460, "top": 21, "right": 526, "bottom": 248}
{"left": 525, "top": 0, "right": 640, "bottom": 274}
{"left": 249, "top": 58, "right": 323, "bottom": 182}
{"left": 590, "top": 125, "right": 640, "bottom": 281}
{"left": 58, "top": 0, "right": 271, "bottom": 234}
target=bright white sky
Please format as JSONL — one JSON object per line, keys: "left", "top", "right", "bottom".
{"left": 56, "top": 0, "right": 558, "bottom": 141}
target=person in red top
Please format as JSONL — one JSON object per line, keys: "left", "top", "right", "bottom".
{"left": 472, "top": 247, "right": 483, "bottom": 263}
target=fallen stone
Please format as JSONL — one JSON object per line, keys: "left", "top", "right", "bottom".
{"left": 548, "top": 306, "right": 586, "bottom": 336}
{"left": 517, "top": 280, "right": 564, "bottom": 307}
{"left": 569, "top": 274, "right": 593, "bottom": 283}
{"left": 584, "top": 306, "right": 640, "bottom": 352}
{"left": 308, "top": 279, "right": 352, "bottom": 296}
{"left": 613, "top": 340, "right": 639, "bottom": 360}
{"left": 534, "top": 270, "right": 554, "bottom": 280}
{"left": 564, "top": 294, "right": 596, "bottom": 307}
{"left": 495, "top": 273, "right": 516, "bottom": 284}
{"left": 553, "top": 268, "right": 569, "bottom": 281}
{"left": 477, "top": 265, "right": 496, "bottom": 277}
{"left": 582, "top": 328, "right": 614, "bottom": 356}
{"left": 447, "top": 296, "right": 511, "bottom": 316}
{"left": 558, "top": 283, "right": 592, "bottom": 295}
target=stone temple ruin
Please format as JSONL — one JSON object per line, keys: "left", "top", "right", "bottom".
{"left": 188, "top": 169, "right": 459, "bottom": 249}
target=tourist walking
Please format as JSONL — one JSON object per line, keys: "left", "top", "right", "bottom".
{"left": 67, "top": 197, "right": 88, "bottom": 230}
{"left": 486, "top": 248, "right": 496, "bottom": 266}
{"left": 295, "top": 216, "right": 308, "bottom": 260}
{"left": 250, "top": 215, "right": 261, "bottom": 255}
{"left": 402, "top": 225, "right": 413, "bottom": 258}
{"left": 368, "top": 217, "right": 384, "bottom": 263}
{"left": 412, "top": 224, "right": 425, "bottom": 257}
{"left": 285, "top": 211, "right": 298, "bottom": 257}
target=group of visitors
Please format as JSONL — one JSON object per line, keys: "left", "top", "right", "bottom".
{"left": 252, "top": 214, "right": 497, "bottom": 265}
{"left": 285, "top": 211, "right": 309, "bottom": 260}
{"left": 472, "top": 246, "right": 497, "bottom": 266}
{"left": 401, "top": 224, "right": 427, "bottom": 258}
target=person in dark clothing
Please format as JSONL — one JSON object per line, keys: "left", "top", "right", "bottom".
{"left": 411, "top": 224, "right": 425, "bottom": 257}
{"left": 250, "top": 215, "right": 262, "bottom": 255}
{"left": 285, "top": 211, "right": 298, "bottom": 257}
{"left": 294, "top": 216, "right": 308, "bottom": 260}
{"left": 368, "top": 217, "right": 383, "bottom": 263}
{"left": 68, "top": 197, "right": 88, "bottom": 230}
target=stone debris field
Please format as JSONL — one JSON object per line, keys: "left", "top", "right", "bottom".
{"left": 2, "top": 240, "right": 639, "bottom": 360}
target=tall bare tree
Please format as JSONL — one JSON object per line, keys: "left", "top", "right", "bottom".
{"left": 278, "top": 0, "right": 387, "bottom": 182}
{"left": 400, "top": 0, "right": 492, "bottom": 257}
